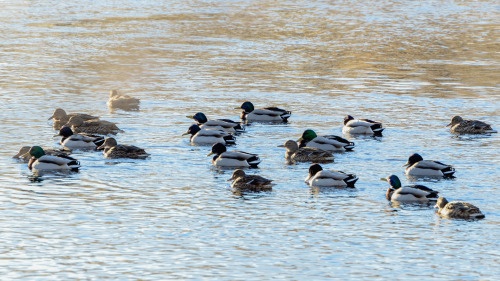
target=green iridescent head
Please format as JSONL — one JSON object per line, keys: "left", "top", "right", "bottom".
{"left": 298, "top": 129, "right": 318, "bottom": 142}
{"left": 240, "top": 101, "right": 255, "bottom": 113}
{"left": 381, "top": 174, "right": 401, "bottom": 189}
{"left": 29, "top": 146, "right": 45, "bottom": 159}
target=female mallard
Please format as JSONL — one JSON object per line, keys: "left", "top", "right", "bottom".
{"left": 208, "top": 143, "right": 261, "bottom": 167}
{"left": 48, "top": 108, "right": 99, "bottom": 130}
{"left": 435, "top": 197, "right": 485, "bottom": 219}
{"left": 228, "top": 169, "right": 273, "bottom": 191}
{"left": 107, "top": 90, "right": 140, "bottom": 110}
{"left": 404, "top": 153, "right": 455, "bottom": 178}
{"left": 298, "top": 129, "right": 355, "bottom": 152}
{"left": 183, "top": 124, "right": 236, "bottom": 145}
{"left": 447, "top": 116, "right": 497, "bottom": 135}
{"left": 27, "top": 146, "right": 80, "bottom": 171}
{"left": 13, "top": 146, "right": 70, "bottom": 163}
{"left": 238, "top": 101, "right": 291, "bottom": 122}
{"left": 305, "top": 163, "right": 358, "bottom": 188}
{"left": 188, "top": 112, "right": 244, "bottom": 133}
{"left": 59, "top": 127, "right": 105, "bottom": 150}
{"left": 342, "top": 115, "right": 384, "bottom": 136}
{"left": 97, "top": 137, "right": 150, "bottom": 159}
{"left": 278, "top": 140, "right": 334, "bottom": 163}
{"left": 381, "top": 174, "right": 439, "bottom": 203}
{"left": 65, "top": 116, "right": 123, "bottom": 135}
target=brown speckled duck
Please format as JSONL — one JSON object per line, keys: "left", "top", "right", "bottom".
{"left": 228, "top": 169, "right": 273, "bottom": 192}
{"left": 278, "top": 140, "right": 334, "bottom": 163}
{"left": 48, "top": 108, "right": 99, "bottom": 130}
{"left": 66, "top": 116, "right": 123, "bottom": 135}
{"left": 435, "top": 197, "right": 485, "bottom": 220}
{"left": 447, "top": 116, "right": 496, "bottom": 135}
{"left": 107, "top": 90, "right": 140, "bottom": 110}
{"left": 97, "top": 137, "right": 150, "bottom": 159}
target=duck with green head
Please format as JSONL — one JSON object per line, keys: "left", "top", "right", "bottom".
{"left": 13, "top": 146, "right": 70, "bottom": 163}
{"left": 342, "top": 115, "right": 384, "bottom": 136}
{"left": 404, "top": 153, "right": 455, "bottom": 178}
{"left": 305, "top": 163, "right": 358, "bottom": 188}
{"left": 238, "top": 101, "right": 291, "bottom": 122}
{"left": 27, "top": 146, "right": 80, "bottom": 171}
{"left": 381, "top": 174, "right": 439, "bottom": 203}
{"left": 208, "top": 143, "right": 261, "bottom": 168}
{"left": 59, "top": 127, "right": 105, "bottom": 150}
{"left": 188, "top": 112, "right": 244, "bottom": 133}
{"left": 183, "top": 124, "right": 236, "bottom": 145}
{"left": 298, "top": 129, "right": 355, "bottom": 152}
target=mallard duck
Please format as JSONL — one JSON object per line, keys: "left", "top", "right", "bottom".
{"left": 238, "top": 101, "right": 291, "bottom": 122}
{"left": 298, "top": 129, "right": 355, "bottom": 152}
{"left": 188, "top": 112, "right": 244, "bottom": 133}
{"left": 48, "top": 108, "right": 99, "bottom": 130}
{"left": 381, "top": 174, "right": 439, "bottom": 203}
{"left": 65, "top": 116, "right": 123, "bottom": 135}
{"left": 404, "top": 153, "right": 455, "bottom": 178}
{"left": 97, "top": 137, "right": 150, "bottom": 159}
{"left": 447, "top": 115, "right": 497, "bottom": 135}
{"left": 13, "top": 146, "right": 70, "bottom": 163}
{"left": 107, "top": 90, "right": 140, "bottom": 110}
{"left": 228, "top": 169, "right": 273, "bottom": 191}
{"left": 342, "top": 115, "right": 384, "bottom": 136}
{"left": 277, "top": 140, "right": 334, "bottom": 163}
{"left": 305, "top": 163, "right": 358, "bottom": 188}
{"left": 59, "top": 127, "right": 105, "bottom": 150}
{"left": 435, "top": 197, "right": 485, "bottom": 219}
{"left": 208, "top": 143, "right": 261, "bottom": 167}
{"left": 182, "top": 124, "right": 236, "bottom": 145}
{"left": 27, "top": 146, "right": 80, "bottom": 171}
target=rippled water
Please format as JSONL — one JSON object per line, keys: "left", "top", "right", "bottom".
{"left": 1, "top": 0, "right": 499, "bottom": 279}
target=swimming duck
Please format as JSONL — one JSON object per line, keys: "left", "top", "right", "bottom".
{"left": 381, "top": 174, "right": 439, "bottom": 203}
{"left": 342, "top": 115, "right": 384, "bottom": 136}
{"left": 107, "top": 90, "right": 140, "bottom": 110}
{"left": 208, "top": 143, "right": 261, "bottom": 167}
{"left": 27, "top": 146, "right": 80, "bottom": 171}
{"left": 97, "top": 137, "right": 150, "bottom": 159}
{"left": 188, "top": 112, "right": 244, "bottom": 133}
{"left": 404, "top": 153, "right": 455, "bottom": 178}
{"left": 182, "top": 124, "right": 236, "bottom": 145}
{"left": 238, "top": 101, "right": 291, "bottom": 122}
{"left": 65, "top": 116, "right": 123, "bottom": 135}
{"left": 13, "top": 146, "right": 70, "bottom": 163}
{"left": 447, "top": 116, "right": 497, "bottom": 135}
{"left": 278, "top": 140, "right": 334, "bottom": 163}
{"left": 298, "top": 129, "right": 355, "bottom": 152}
{"left": 435, "top": 197, "right": 485, "bottom": 220}
{"left": 59, "top": 127, "right": 105, "bottom": 150}
{"left": 48, "top": 108, "right": 99, "bottom": 130}
{"left": 305, "top": 163, "right": 358, "bottom": 188}
{"left": 228, "top": 169, "right": 273, "bottom": 191}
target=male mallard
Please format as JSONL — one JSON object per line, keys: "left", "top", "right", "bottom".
{"left": 447, "top": 115, "right": 497, "bottom": 135}
{"left": 65, "top": 116, "right": 123, "bottom": 135}
{"left": 305, "top": 163, "right": 358, "bottom": 188}
{"left": 188, "top": 112, "right": 244, "bottom": 133}
{"left": 48, "top": 108, "right": 99, "bottom": 130}
{"left": 381, "top": 174, "right": 439, "bottom": 203}
{"left": 208, "top": 143, "right": 261, "bottom": 167}
{"left": 238, "top": 101, "right": 291, "bottom": 122}
{"left": 183, "top": 124, "right": 236, "bottom": 145}
{"left": 59, "top": 127, "right": 105, "bottom": 150}
{"left": 404, "top": 153, "right": 455, "bottom": 178}
{"left": 342, "top": 115, "right": 384, "bottom": 136}
{"left": 13, "top": 146, "right": 70, "bottom": 163}
{"left": 27, "top": 146, "right": 80, "bottom": 171}
{"left": 298, "top": 129, "right": 355, "bottom": 152}
{"left": 435, "top": 197, "right": 485, "bottom": 219}
{"left": 277, "top": 140, "right": 334, "bottom": 163}
{"left": 107, "top": 90, "right": 140, "bottom": 110}
{"left": 97, "top": 137, "right": 150, "bottom": 159}
{"left": 228, "top": 169, "right": 273, "bottom": 191}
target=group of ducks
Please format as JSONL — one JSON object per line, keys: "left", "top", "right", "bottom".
{"left": 14, "top": 91, "right": 148, "bottom": 173}
{"left": 14, "top": 95, "right": 497, "bottom": 220}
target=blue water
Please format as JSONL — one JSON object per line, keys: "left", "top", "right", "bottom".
{"left": 0, "top": 1, "right": 499, "bottom": 280}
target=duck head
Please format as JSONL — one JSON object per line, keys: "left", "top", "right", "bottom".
{"left": 228, "top": 169, "right": 246, "bottom": 181}
{"left": 277, "top": 140, "right": 299, "bottom": 153}
{"left": 343, "top": 115, "right": 355, "bottom": 125}
{"left": 65, "top": 116, "right": 85, "bottom": 127}
{"left": 435, "top": 197, "right": 449, "bottom": 209}
{"left": 447, "top": 116, "right": 463, "bottom": 127}
{"left": 182, "top": 124, "right": 201, "bottom": 136}
{"left": 305, "top": 163, "right": 324, "bottom": 182}
{"left": 208, "top": 143, "right": 227, "bottom": 156}
{"left": 297, "top": 129, "right": 318, "bottom": 142}
{"left": 97, "top": 137, "right": 118, "bottom": 150}
{"left": 380, "top": 174, "right": 402, "bottom": 189}
{"left": 239, "top": 101, "right": 255, "bottom": 113}
{"left": 48, "top": 108, "right": 68, "bottom": 120}
{"left": 29, "top": 146, "right": 45, "bottom": 159}
{"left": 404, "top": 153, "right": 423, "bottom": 167}
{"left": 110, "top": 90, "right": 119, "bottom": 98}
{"left": 188, "top": 112, "right": 208, "bottom": 124}
{"left": 59, "top": 126, "right": 75, "bottom": 138}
